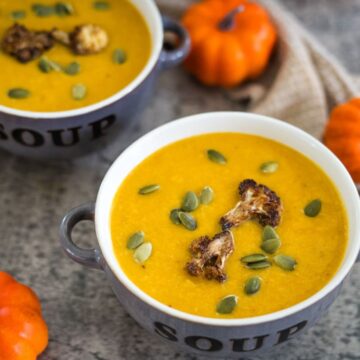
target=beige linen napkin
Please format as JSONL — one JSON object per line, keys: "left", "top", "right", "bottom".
{"left": 156, "top": 0, "right": 359, "bottom": 139}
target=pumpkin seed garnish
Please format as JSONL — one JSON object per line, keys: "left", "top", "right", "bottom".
{"left": 113, "top": 49, "right": 127, "bottom": 64}
{"left": 240, "top": 253, "right": 268, "bottom": 264}
{"left": 207, "top": 149, "right": 227, "bottom": 165}
{"left": 260, "top": 161, "right": 279, "bottom": 174}
{"left": 169, "top": 209, "right": 181, "bottom": 225}
{"left": 246, "top": 260, "right": 272, "bottom": 270}
{"left": 244, "top": 276, "right": 262, "bottom": 295}
{"left": 55, "top": 2, "right": 74, "bottom": 16}
{"left": 32, "top": 4, "right": 55, "bottom": 17}
{"left": 216, "top": 295, "right": 238, "bottom": 314}
{"left": 72, "top": 84, "right": 87, "bottom": 100}
{"left": 133, "top": 242, "right": 152, "bottom": 264}
{"left": 8, "top": 88, "right": 30, "bottom": 99}
{"left": 11, "top": 10, "right": 26, "bottom": 20}
{"left": 65, "top": 62, "right": 81, "bottom": 75}
{"left": 200, "top": 186, "right": 214, "bottom": 205}
{"left": 178, "top": 212, "right": 197, "bottom": 231}
{"left": 38, "top": 57, "right": 62, "bottom": 73}
{"left": 274, "top": 254, "right": 297, "bottom": 271}
{"left": 127, "top": 231, "right": 144, "bottom": 250}
{"left": 182, "top": 191, "right": 199, "bottom": 212}
{"left": 138, "top": 184, "right": 160, "bottom": 195}
{"left": 262, "top": 225, "right": 279, "bottom": 241}
{"left": 93, "top": 1, "right": 110, "bottom": 10}
{"left": 304, "top": 199, "right": 322, "bottom": 217}
{"left": 38, "top": 58, "right": 52, "bottom": 73}
{"left": 261, "top": 238, "right": 281, "bottom": 254}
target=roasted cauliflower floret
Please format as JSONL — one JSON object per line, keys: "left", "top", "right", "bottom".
{"left": 220, "top": 179, "right": 283, "bottom": 230}
{"left": 70, "top": 24, "right": 108, "bottom": 54}
{"left": 52, "top": 24, "right": 108, "bottom": 55}
{"left": 1, "top": 24, "right": 54, "bottom": 63}
{"left": 186, "top": 231, "right": 235, "bottom": 283}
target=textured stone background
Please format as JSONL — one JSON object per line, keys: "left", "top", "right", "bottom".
{"left": 0, "top": 1, "right": 359, "bottom": 359}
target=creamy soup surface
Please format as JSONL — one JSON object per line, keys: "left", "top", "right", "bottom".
{"left": 0, "top": 0, "right": 151, "bottom": 111}
{"left": 111, "top": 133, "right": 348, "bottom": 319}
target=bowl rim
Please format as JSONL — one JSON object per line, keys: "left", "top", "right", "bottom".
{"left": 95, "top": 111, "right": 360, "bottom": 326}
{"left": 0, "top": 0, "right": 163, "bottom": 120}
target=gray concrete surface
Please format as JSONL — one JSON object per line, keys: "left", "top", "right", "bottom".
{"left": 0, "top": 1, "right": 359, "bottom": 359}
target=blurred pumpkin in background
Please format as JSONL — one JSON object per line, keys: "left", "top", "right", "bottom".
{"left": 324, "top": 98, "right": 360, "bottom": 183}
{"left": 182, "top": 0, "right": 277, "bottom": 87}
{"left": 0, "top": 272, "right": 48, "bottom": 360}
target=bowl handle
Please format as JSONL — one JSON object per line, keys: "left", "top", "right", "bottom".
{"left": 159, "top": 16, "right": 191, "bottom": 70}
{"left": 60, "top": 203, "right": 103, "bottom": 270}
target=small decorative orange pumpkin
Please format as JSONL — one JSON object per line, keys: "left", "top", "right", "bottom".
{"left": 0, "top": 272, "right": 49, "bottom": 360}
{"left": 182, "top": 0, "right": 277, "bottom": 87}
{"left": 324, "top": 98, "right": 360, "bottom": 183}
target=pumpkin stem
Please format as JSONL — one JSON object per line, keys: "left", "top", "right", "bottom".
{"left": 218, "top": 5, "right": 245, "bottom": 31}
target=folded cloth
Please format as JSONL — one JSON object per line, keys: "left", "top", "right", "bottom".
{"left": 156, "top": 0, "right": 359, "bottom": 139}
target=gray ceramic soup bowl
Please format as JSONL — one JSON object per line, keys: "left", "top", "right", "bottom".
{"left": 60, "top": 112, "right": 360, "bottom": 357}
{"left": 0, "top": 0, "right": 190, "bottom": 159}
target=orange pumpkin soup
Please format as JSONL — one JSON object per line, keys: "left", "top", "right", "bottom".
{"left": 111, "top": 133, "right": 348, "bottom": 318}
{"left": 0, "top": 0, "right": 151, "bottom": 112}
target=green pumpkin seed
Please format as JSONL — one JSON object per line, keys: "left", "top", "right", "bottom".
{"left": 127, "top": 231, "right": 144, "bottom": 250}
{"left": 274, "top": 254, "right": 297, "bottom": 271}
{"left": 260, "top": 161, "right": 279, "bottom": 173}
{"left": 8, "top": 88, "right": 30, "bottom": 99}
{"left": 246, "top": 260, "right": 272, "bottom": 270}
{"left": 133, "top": 242, "right": 152, "bottom": 264}
{"left": 207, "top": 149, "right": 227, "bottom": 165}
{"left": 240, "top": 253, "right": 268, "bottom": 264}
{"left": 304, "top": 199, "right": 322, "bottom": 217}
{"left": 178, "top": 212, "right": 197, "bottom": 231}
{"left": 32, "top": 4, "right": 55, "bottom": 17}
{"left": 72, "top": 84, "right": 87, "bottom": 100}
{"left": 93, "top": 1, "right": 110, "bottom": 10}
{"left": 38, "top": 57, "right": 62, "bottom": 73}
{"left": 65, "top": 62, "right": 81, "bottom": 75}
{"left": 262, "top": 225, "right": 279, "bottom": 241}
{"left": 261, "top": 238, "right": 281, "bottom": 254}
{"left": 181, "top": 191, "right": 199, "bottom": 212}
{"left": 244, "top": 276, "right": 262, "bottom": 295}
{"left": 138, "top": 184, "right": 160, "bottom": 195}
{"left": 200, "top": 186, "right": 214, "bottom": 205}
{"left": 38, "top": 58, "right": 52, "bottom": 73}
{"left": 170, "top": 209, "right": 181, "bottom": 225}
{"left": 55, "top": 2, "right": 74, "bottom": 16}
{"left": 216, "top": 295, "right": 238, "bottom": 314}
{"left": 11, "top": 10, "right": 26, "bottom": 20}
{"left": 113, "top": 49, "right": 127, "bottom": 64}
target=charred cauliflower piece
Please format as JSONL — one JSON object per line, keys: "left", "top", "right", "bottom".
{"left": 1, "top": 24, "right": 54, "bottom": 63}
{"left": 221, "top": 179, "right": 283, "bottom": 230}
{"left": 53, "top": 24, "right": 108, "bottom": 55}
{"left": 186, "top": 231, "right": 235, "bottom": 283}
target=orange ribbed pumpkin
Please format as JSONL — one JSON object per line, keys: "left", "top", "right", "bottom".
{"left": 182, "top": 0, "right": 277, "bottom": 87}
{"left": 324, "top": 98, "right": 360, "bottom": 183}
{"left": 0, "top": 272, "right": 48, "bottom": 360}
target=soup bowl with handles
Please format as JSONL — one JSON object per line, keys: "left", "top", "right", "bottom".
{"left": 0, "top": 0, "right": 190, "bottom": 159}
{"left": 60, "top": 112, "right": 360, "bottom": 357}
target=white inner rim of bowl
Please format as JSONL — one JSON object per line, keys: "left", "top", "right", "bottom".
{"left": 95, "top": 112, "right": 360, "bottom": 326}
